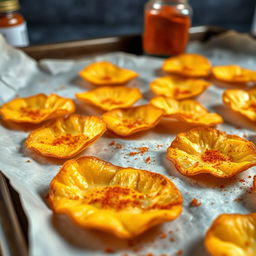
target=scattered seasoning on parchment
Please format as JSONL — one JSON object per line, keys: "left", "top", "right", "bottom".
{"left": 189, "top": 198, "right": 201, "bottom": 207}
{"left": 104, "top": 248, "right": 115, "bottom": 253}
{"left": 109, "top": 140, "right": 123, "bottom": 149}
{"left": 252, "top": 175, "right": 256, "bottom": 192}
{"left": 156, "top": 144, "right": 163, "bottom": 148}
{"left": 144, "top": 156, "right": 151, "bottom": 164}
{"left": 234, "top": 197, "right": 242, "bottom": 203}
{"left": 239, "top": 179, "right": 246, "bottom": 183}
{"left": 146, "top": 253, "right": 154, "bottom": 256}
{"left": 159, "top": 232, "right": 167, "bottom": 239}
{"left": 26, "top": 160, "right": 31, "bottom": 163}
{"left": 248, "top": 175, "right": 252, "bottom": 179}
{"left": 175, "top": 249, "right": 183, "bottom": 256}
{"left": 169, "top": 237, "right": 175, "bottom": 242}
{"left": 128, "top": 147, "right": 149, "bottom": 156}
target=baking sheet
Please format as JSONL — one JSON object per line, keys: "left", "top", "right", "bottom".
{"left": 1, "top": 31, "right": 256, "bottom": 256}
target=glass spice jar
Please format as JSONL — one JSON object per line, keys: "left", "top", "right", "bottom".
{"left": 0, "top": 0, "right": 29, "bottom": 47}
{"left": 143, "top": 0, "right": 192, "bottom": 56}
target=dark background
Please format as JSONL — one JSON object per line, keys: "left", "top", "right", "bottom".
{"left": 20, "top": 0, "right": 256, "bottom": 45}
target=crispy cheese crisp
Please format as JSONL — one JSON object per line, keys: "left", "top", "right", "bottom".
{"left": 48, "top": 156, "right": 183, "bottom": 239}
{"left": 205, "top": 213, "right": 256, "bottom": 256}
{"left": 0, "top": 93, "right": 75, "bottom": 124}
{"left": 76, "top": 86, "right": 142, "bottom": 111}
{"left": 150, "top": 96, "right": 223, "bottom": 126}
{"left": 102, "top": 105, "right": 163, "bottom": 136}
{"left": 162, "top": 53, "right": 211, "bottom": 78}
{"left": 150, "top": 75, "right": 210, "bottom": 99}
{"left": 223, "top": 89, "right": 256, "bottom": 122}
{"left": 26, "top": 114, "right": 106, "bottom": 159}
{"left": 212, "top": 65, "right": 256, "bottom": 83}
{"left": 79, "top": 61, "right": 138, "bottom": 86}
{"left": 167, "top": 127, "right": 256, "bottom": 178}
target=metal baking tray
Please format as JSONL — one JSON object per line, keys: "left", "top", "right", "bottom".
{"left": 0, "top": 26, "right": 228, "bottom": 256}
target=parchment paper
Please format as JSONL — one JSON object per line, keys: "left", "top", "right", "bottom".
{"left": 1, "top": 31, "right": 256, "bottom": 256}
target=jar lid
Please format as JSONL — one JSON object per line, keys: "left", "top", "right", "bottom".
{"left": 0, "top": 0, "right": 20, "bottom": 13}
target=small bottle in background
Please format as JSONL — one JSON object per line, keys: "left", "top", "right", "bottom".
{"left": 143, "top": 0, "right": 192, "bottom": 56}
{"left": 0, "top": 0, "right": 29, "bottom": 47}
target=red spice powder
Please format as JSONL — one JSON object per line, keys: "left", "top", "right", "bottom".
{"left": 20, "top": 107, "right": 46, "bottom": 120}
{"left": 234, "top": 198, "right": 242, "bottom": 203}
{"left": 145, "top": 156, "right": 151, "bottom": 164}
{"left": 170, "top": 237, "right": 175, "bottom": 242}
{"left": 175, "top": 250, "right": 183, "bottom": 256}
{"left": 253, "top": 176, "right": 256, "bottom": 192}
{"left": 52, "top": 134, "right": 86, "bottom": 146}
{"left": 122, "top": 119, "right": 144, "bottom": 129}
{"left": 86, "top": 186, "right": 143, "bottom": 211}
{"left": 174, "top": 88, "right": 191, "bottom": 97}
{"left": 109, "top": 141, "right": 115, "bottom": 146}
{"left": 105, "top": 248, "right": 115, "bottom": 253}
{"left": 189, "top": 198, "right": 201, "bottom": 207}
{"left": 201, "top": 149, "right": 230, "bottom": 163}
{"left": 159, "top": 232, "right": 167, "bottom": 239}
{"left": 109, "top": 141, "right": 123, "bottom": 149}
{"left": 128, "top": 147, "right": 149, "bottom": 156}
{"left": 239, "top": 179, "right": 246, "bottom": 183}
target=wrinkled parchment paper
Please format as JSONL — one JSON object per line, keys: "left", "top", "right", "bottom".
{"left": 1, "top": 31, "right": 256, "bottom": 256}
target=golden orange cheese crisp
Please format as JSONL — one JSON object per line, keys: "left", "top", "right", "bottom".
{"left": 76, "top": 86, "right": 142, "bottom": 111}
{"left": 150, "top": 75, "right": 210, "bottom": 99}
{"left": 167, "top": 127, "right": 256, "bottom": 178}
{"left": 0, "top": 93, "right": 75, "bottom": 124}
{"left": 48, "top": 156, "right": 183, "bottom": 239}
{"left": 102, "top": 105, "right": 163, "bottom": 136}
{"left": 79, "top": 61, "right": 138, "bottom": 86}
{"left": 26, "top": 114, "right": 106, "bottom": 159}
{"left": 223, "top": 88, "right": 256, "bottom": 122}
{"left": 162, "top": 53, "right": 212, "bottom": 78}
{"left": 150, "top": 96, "right": 223, "bottom": 126}
{"left": 212, "top": 65, "right": 256, "bottom": 83}
{"left": 205, "top": 213, "right": 256, "bottom": 256}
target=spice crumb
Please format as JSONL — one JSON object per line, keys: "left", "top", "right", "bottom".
{"left": 128, "top": 147, "right": 148, "bottom": 156}
{"left": 175, "top": 250, "right": 183, "bottom": 256}
{"left": 145, "top": 156, "right": 151, "bottom": 164}
{"left": 234, "top": 197, "right": 242, "bottom": 203}
{"left": 26, "top": 160, "right": 31, "bottom": 163}
{"left": 159, "top": 232, "right": 167, "bottom": 239}
{"left": 253, "top": 176, "right": 256, "bottom": 192}
{"left": 189, "top": 198, "right": 201, "bottom": 207}
{"left": 104, "top": 248, "right": 115, "bottom": 253}
{"left": 170, "top": 237, "right": 175, "bottom": 242}
{"left": 109, "top": 141, "right": 122, "bottom": 149}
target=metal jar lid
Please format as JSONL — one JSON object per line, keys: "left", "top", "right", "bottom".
{"left": 0, "top": 0, "right": 20, "bottom": 13}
